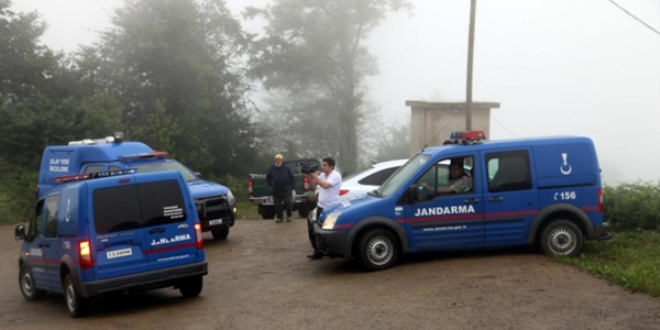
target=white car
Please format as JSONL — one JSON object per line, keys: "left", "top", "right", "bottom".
{"left": 339, "top": 159, "right": 408, "bottom": 201}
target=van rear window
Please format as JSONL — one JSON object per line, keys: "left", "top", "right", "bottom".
{"left": 93, "top": 180, "right": 187, "bottom": 234}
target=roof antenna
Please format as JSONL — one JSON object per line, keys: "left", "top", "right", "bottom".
{"left": 421, "top": 122, "right": 450, "bottom": 152}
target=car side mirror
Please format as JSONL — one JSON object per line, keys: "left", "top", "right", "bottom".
{"left": 194, "top": 172, "right": 202, "bottom": 178}
{"left": 15, "top": 224, "right": 26, "bottom": 241}
{"left": 407, "top": 184, "right": 418, "bottom": 203}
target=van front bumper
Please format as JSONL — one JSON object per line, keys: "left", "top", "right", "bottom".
{"left": 79, "top": 261, "right": 208, "bottom": 298}
{"left": 307, "top": 216, "right": 349, "bottom": 258}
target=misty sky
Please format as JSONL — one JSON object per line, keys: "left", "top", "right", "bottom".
{"left": 11, "top": 0, "right": 660, "bottom": 185}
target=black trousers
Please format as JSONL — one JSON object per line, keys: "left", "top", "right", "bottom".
{"left": 273, "top": 195, "right": 292, "bottom": 219}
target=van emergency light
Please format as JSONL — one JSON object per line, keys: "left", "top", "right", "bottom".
{"left": 117, "top": 151, "right": 169, "bottom": 162}
{"left": 54, "top": 169, "right": 137, "bottom": 184}
{"left": 448, "top": 130, "right": 486, "bottom": 144}
{"left": 68, "top": 132, "right": 124, "bottom": 145}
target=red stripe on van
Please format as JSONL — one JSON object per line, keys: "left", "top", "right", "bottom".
{"left": 145, "top": 242, "right": 197, "bottom": 255}
{"left": 582, "top": 206, "right": 599, "bottom": 212}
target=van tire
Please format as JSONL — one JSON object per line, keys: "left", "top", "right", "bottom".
{"left": 211, "top": 227, "right": 229, "bottom": 240}
{"left": 64, "top": 273, "right": 90, "bottom": 318}
{"left": 357, "top": 229, "right": 399, "bottom": 271}
{"left": 19, "top": 264, "right": 46, "bottom": 301}
{"left": 179, "top": 275, "right": 203, "bottom": 297}
{"left": 540, "top": 220, "right": 583, "bottom": 257}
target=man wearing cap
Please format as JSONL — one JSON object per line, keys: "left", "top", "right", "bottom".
{"left": 266, "top": 154, "right": 296, "bottom": 223}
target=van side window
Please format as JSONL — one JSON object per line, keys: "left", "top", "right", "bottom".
{"left": 31, "top": 200, "right": 45, "bottom": 238}
{"left": 486, "top": 150, "right": 532, "bottom": 192}
{"left": 412, "top": 156, "right": 473, "bottom": 202}
{"left": 45, "top": 195, "right": 59, "bottom": 238}
{"left": 84, "top": 165, "right": 105, "bottom": 173}
{"left": 109, "top": 166, "right": 122, "bottom": 172}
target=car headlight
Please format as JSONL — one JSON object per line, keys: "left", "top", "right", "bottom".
{"left": 322, "top": 212, "right": 341, "bottom": 230}
{"left": 226, "top": 190, "right": 235, "bottom": 203}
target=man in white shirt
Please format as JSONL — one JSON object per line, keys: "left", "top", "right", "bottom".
{"left": 306, "top": 157, "right": 342, "bottom": 259}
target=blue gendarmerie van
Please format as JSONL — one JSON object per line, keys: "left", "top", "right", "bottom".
{"left": 36, "top": 132, "right": 236, "bottom": 240}
{"left": 307, "top": 131, "right": 612, "bottom": 271}
{"left": 15, "top": 169, "right": 208, "bottom": 317}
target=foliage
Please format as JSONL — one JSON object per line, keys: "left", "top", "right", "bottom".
{"left": 245, "top": 0, "right": 412, "bottom": 173}
{"left": 94, "top": 0, "right": 260, "bottom": 176}
{"left": 557, "top": 231, "right": 660, "bottom": 297}
{"left": 603, "top": 182, "right": 660, "bottom": 231}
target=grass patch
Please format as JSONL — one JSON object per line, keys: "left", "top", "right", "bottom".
{"left": 236, "top": 198, "right": 261, "bottom": 220}
{"left": 557, "top": 231, "right": 660, "bottom": 297}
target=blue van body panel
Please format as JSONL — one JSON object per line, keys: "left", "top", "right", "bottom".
{"left": 308, "top": 136, "right": 611, "bottom": 261}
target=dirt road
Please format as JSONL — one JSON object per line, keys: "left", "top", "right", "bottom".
{"left": 1, "top": 218, "right": 659, "bottom": 330}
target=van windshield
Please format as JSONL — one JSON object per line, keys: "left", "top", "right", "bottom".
{"left": 131, "top": 160, "right": 197, "bottom": 182}
{"left": 93, "top": 179, "right": 187, "bottom": 234}
{"left": 376, "top": 154, "right": 431, "bottom": 197}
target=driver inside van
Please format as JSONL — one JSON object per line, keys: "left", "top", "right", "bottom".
{"left": 423, "top": 158, "right": 473, "bottom": 195}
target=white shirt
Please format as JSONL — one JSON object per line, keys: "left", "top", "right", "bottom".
{"left": 318, "top": 170, "right": 342, "bottom": 209}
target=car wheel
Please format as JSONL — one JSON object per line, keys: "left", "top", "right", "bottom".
{"left": 19, "top": 264, "right": 46, "bottom": 301}
{"left": 540, "top": 220, "right": 583, "bottom": 257}
{"left": 358, "top": 229, "right": 399, "bottom": 271}
{"left": 179, "top": 275, "right": 203, "bottom": 298}
{"left": 64, "top": 273, "right": 90, "bottom": 318}
{"left": 211, "top": 227, "right": 229, "bottom": 240}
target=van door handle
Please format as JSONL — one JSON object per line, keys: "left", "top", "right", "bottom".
{"left": 38, "top": 242, "right": 50, "bottom": 248}
{"left": 488, "top": 197, "right": 505, "bottom": 202}
{"left": 148, "top": 227, "right": 166, "bottom": 234}
{"left": 464, "top": 198, "right": 480, "bottom": 204}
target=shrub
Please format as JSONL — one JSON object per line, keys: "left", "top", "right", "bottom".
{"left": 603, "top": 181, "right": 660, "bottom": 231}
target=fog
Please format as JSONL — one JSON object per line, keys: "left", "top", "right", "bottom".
{"left": 12, "top": 0, "right": 660, "bottom": 185}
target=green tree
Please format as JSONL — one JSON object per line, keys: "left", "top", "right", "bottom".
{"left": 245, "top": 0, "right": 411, "bottom": 174}
{"left": 96, "top": 0, "right": 259, "bottom": 175}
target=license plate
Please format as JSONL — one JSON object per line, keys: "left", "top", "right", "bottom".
{"left": 209, "top": 219, "right": 223, "bottom": 225}
{"left": 107, "top": 248, "right": 132, "bottom": 259}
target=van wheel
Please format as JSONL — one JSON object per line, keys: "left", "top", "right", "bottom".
{"left": 357, "top": 229, "right": 399, "bottom": 271}
{"left": 540, "top": 220, "right": 583, "bottom": 257}
{"left": 179, "top": 276, "right": 203, "bottom": 298}
{"left": 19, "top": 264, "right": 46, "bottom": 301}
{"left": 64, "top": 273, "right": 90, "bottom": 318}
{"left": 211, "top": 227, "right": 229, "bottom": 240}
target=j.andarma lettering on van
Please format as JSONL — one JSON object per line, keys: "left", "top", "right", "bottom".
{"left": 414, "top": 205, "right": 476, "bottom": 217}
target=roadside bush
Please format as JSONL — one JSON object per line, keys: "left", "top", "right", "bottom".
{"left": 0, "top": 170, "right": 38, "bottom": 225}
{"left": 603, "top": 181, "right": 660, "bottom": 231}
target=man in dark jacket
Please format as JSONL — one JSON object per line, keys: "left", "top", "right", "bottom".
{"left": 266, "top": 154, "right": 295, "bottom": 223}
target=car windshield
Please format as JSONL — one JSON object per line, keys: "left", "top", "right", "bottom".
{"left": 131, "top": 160, "right": 198, "bottom": 182}
{"left": 377, "top": 154, "right": 431, "bottom": 197}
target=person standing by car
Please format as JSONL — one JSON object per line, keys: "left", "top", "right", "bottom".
{"left": 266, "top": 154, "right": 295, "bottom": 223}
{"left": 306, "top": 157, "right": 342, "bottom": 259}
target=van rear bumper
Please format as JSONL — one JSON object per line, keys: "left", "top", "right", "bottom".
{"left": 593, "top": 222, "right": 612, "bottom": 241}
{"left": 79, "top": 261, "right": 208, "bottom": 298}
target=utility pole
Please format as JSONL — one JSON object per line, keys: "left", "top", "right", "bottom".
{"left": 465, "top": 0, "right": 477, "bottom": 130}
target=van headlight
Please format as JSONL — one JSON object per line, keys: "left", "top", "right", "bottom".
{"left": 226, "top": 190, "right": 235, "bottom": 204}
{"left": 322, "top": 212, "right": 341, "bottom": 230}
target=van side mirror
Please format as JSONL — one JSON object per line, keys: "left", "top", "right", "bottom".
{"left": 407, "top": 184, "right": 418, "bottom": 203}
{"left": 194, "top": 172, "right": 202, "bottom": 178}
{"left": 15, "top": 224, "right": 26, "bottom": 241}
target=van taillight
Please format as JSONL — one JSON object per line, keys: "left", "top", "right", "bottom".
{"left": 598, "top": 188, "right": 604, "bottom": 213}
{"left": 194, "top": 223, "right": 204, "bottom": 250}
{"left": 248, "top": 180, "right": 253, "bottom": 196}
{"left": 303, "top": 176, "right": 310, "bottom": 192}
{"left": 79, "top": 240, "right": 93, "bottom": 269}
